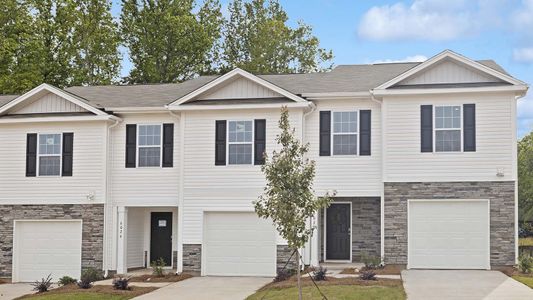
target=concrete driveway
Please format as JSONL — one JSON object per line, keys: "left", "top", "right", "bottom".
{"left": 402, "top": 270, "right": 533, "bottom": 300}
{"left": 133, "top": 276, "right": 272, "bottom": 300}
{"left": 0, "top": 283, "right": 34, "bottom": 300}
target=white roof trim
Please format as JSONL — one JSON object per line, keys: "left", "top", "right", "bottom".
{"left": 169, "top": 101, "right": 310, "bottom": 111}
{"left": 0, "top": 114, "right": 120, "bottom": 124}
{"left": 0, "top": 83, "right": 107, "bottom": 116}
{"left": 169, "top": 68, "right": 308, "bottom": 106}
{"left": 372, "top": 84, "right": 528, "bottom": 96}
{"left": 374, "top": 50, "right": 527, "bottom": 90}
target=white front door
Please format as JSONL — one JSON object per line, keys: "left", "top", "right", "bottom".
{"left": 408, "top": 200, "right": 490, "bottom": 269}
{"left": 13, "top": 220, "right": 82, "bottom": 282}
{"left": 203, "top": 212, "right": 276, "bottom": 276}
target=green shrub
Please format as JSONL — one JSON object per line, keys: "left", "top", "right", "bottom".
{"left": 361, "top": 253, "right": 381, "bottom": 270}
{"left": 518, "top": 254, "right": 533, "bottom": 273}
{"left": 112, "top": 276, "right": 131, "bottom": 290}
{"left": 359, "top": 270, "right": 377, "bottom": 281}
{"left": 151, "top": 258, "right": 166, "bottom": 277}
{"left": 58, "top": 276, "right": 77, "bottom": 286}
{"left": 77, "top": 268, "right": 102, "bottom": 289}
{"left": 312, "top": 266, "right": 327, "bottom": 281}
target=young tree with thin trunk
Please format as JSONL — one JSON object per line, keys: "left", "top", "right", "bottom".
{"left": 254, "top": 106, "right": 334, "bottom": 300}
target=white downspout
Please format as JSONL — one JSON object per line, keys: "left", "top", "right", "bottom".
{"left": 370, "top": 90, "right": 385, "bottom": 264}
{"left": 104, "top": 117, "right": 121, "bottom": 278}
{"left": 302, "top": 102, "right": 317, "bottom": 266}
{"left": 166, "top": 106, "right": 183, "bottom": 274}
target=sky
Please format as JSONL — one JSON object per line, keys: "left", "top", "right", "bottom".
{"left": 111, "top": 0, "right": 533, "bottom": 137}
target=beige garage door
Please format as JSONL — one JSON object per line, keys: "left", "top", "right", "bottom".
{"left": 408, "top": 200, "right": 490, "bottom": 269}
{"left": 13, "top": 220, "right": 82, "bottom": 282}
{"left": 203, "top": 212, "right": 276, "bottom": 276}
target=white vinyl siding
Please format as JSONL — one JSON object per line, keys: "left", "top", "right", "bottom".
{"left": 10, "top": 92, "right": 88, "bottom": 114}
{"left": 199, "top": 77, "right": 281, "bottom": 100}
{"left": 0, "top": 121, "right": 106, "bottom": 204}
{"left": 383, "top": 93, "right": 516, "bottom": 182}
{"left": 38, "top": 133, "right": 62, "bottom": 176}
{"left": 306, "top": 99, "right": 382, "bottom": 197}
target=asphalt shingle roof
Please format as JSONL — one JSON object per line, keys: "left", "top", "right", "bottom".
{"left": 0, "top": 60, "right": 513, "bottom": 110}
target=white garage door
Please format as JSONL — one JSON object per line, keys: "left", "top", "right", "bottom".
{"left": 408, "top": 200, "right": 490, "bottom": 269}
{"left": 204, "top": 212, "right": 276, "bottom": 276}
{"left": 13, "top": 220, "right": 82, "bottom": 282}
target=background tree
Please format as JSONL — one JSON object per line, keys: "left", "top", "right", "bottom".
{"left": 519, "top": 132, "right": 533, "bottom": 222}
{"left": 254, "top": 106, "right": 334, "bottom": 300}
{"left": 221, "top": 0, "right": 333, "bottom": 74}
{"left": 121, "top": 0, "right": 222, "bottom": 83}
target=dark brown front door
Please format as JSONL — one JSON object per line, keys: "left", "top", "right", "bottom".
{"left": 150, "top": 212, "right": 173, "bottom": 266}
{"left": 326, "top": 203, "right": 351, "bottom": 260}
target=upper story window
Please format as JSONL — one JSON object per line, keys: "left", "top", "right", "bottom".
{"left": 38, "top": 134, "right": 62, "bottom": 176}
{"left": 332, "top": 111, "right": 358, "bottom": 155}
{"left": 228, "top": 120, "right": 253, "bottom": 165}
{"left": 434, "top": 106, "right": 461, "bottom": 152}
{"left": 138, "top": 124, "right": 162, "bottom": 167}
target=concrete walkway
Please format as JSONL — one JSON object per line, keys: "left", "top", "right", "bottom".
{"left": 133, "top": 276, "right": 271, "bottom": 300}
{"left": 402, "top": 270, "right": 533, "bottom": 300}
{"left": 0, "top": 283, "right": 34, "bottom": 300}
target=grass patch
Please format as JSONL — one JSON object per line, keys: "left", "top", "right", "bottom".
{"left": 15, "top": 284, "right": 157, "bottom": 300}
{"left": 247, "top": 285, "right": 405, "bottom": 300}
{"left": 249, "top": 276, "right": 405, "bottom": 299}
{"left": 129, "top": 272, "right": 193, "bottom": 283}
{"left": 519, "top": 237, "right": 533, "bottom": 246}
{"left": 513, "top": 276, "right": 533, "bottom": 288}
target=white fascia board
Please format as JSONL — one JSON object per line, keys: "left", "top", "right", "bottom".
{"left": 169, "top": 68, "right": 307, "bottom": 106}
{"left": 169, "top": 101, "right": 311, "bottom": 111}
{"left": 0, "top": 115, "right": 121, "bottom": 124}
{"left": 372, "top": 84, "right": 528, "bottom": 97}
{"left": 301, "top": 92, "right": 372, "bottom": 99}
{"left": 374, "top": 50, "right": 527, "bottom": 90}
{"left": 105, "top": 107, "right": 168, "bottom": 113}
{"left": 0, "top": 83, "right": 107, "bottom": 116}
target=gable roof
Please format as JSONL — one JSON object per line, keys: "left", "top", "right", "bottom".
{"left": 0, "top": 84, "right": 108, "bottom": 116}
{"left": 0, "top": 54, "right": 522, "bottom": 110}
{"left": 375, "top": 50, "right": 526, "bottom": 90}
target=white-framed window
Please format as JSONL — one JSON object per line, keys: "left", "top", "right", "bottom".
{"left": 38, "top": 134, "right": 62, "bottom": 176}
{"left": 227, "top": 120, "right": 253, "bottom": 165}
{"left": 434, "top": 105, "right": 462, "bottom": 152}
{"left": 137, "top": 124, "right": 162, "bottom": 167}
{"left": 332, "top": 111, "right": 358, "bottom": 155}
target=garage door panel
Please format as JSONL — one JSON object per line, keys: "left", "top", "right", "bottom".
{"left": 204, "top": 212, "right": 276, "bottom": 276}
{"left": 408, "top": 200, "right": 489, "bottom": 269}
{"left": 14, "top": 221, "right": 82, "bottom": 282}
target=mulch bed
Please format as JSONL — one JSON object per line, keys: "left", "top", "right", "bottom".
{"left": 0, "top": 278, "right": 9, "bottom": 284}
{"left": 129, "top": 272, "right": 193, "bottom": 283}
{"left": 259, "top": 275, "right": 403, "bottom": 291}
{"left": 15, "top": 284, "right": 157, "bottom": 299}
{"left": 340, "top": 265, "right": 404, "bottom": 275}
{"left": 493, "top": 266, "right": 533, "bottom": 278}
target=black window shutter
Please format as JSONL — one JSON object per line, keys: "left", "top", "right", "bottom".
{"left": 463, "top": 104, "right": 476, "bottom": 152}
{"left": 62, "top": 133, "right": 73, "bottom": 176}
{"left": 319, "top": 111, "right": 331, "bottom": 156}
{"left": 359, "top": 110, "right": 371, "bottom": 155}
{"left": 162, "top": 124, "right": 174, "bottom": 167}
{"left": 26, "top": 133, "right": 37, "bottom": 177}
{"left": 421, "top": 105, "right": 433, "bottom": 152}
{"left": 215, "top": 120, "right": 226, "bottom": 165}
{"left": 125, "top": 124, "right": 137, "bottom": 168}
{"left": 254, "top": 119, "right": 266, "bottom": 165}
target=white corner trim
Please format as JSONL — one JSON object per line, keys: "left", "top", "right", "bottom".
{"left": 169, "top": 68, "right": 308, "bottom": 106}
{"left": 0, "top": 83, "right": 107, "bottom": 116}
{"left": 374, "top": 50, "right": 527, "bottom": 90}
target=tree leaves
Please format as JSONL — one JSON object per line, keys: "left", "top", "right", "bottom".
{"left": 254, "top": 106, "right": 334, "bottom": 250}
{"left": 519, "top": 132, "right": 533, "bottom": 221}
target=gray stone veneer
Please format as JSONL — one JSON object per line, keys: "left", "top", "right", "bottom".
{"left": 182, "top": 244, "right": 201, "bottom": 273}
{"left": 0, "top": 204, "right": 104, "bottom": 277}
{"left": 384, "top": 181, "right": 515, "bottom": 266}
{"left": 276, "top": 245, "right": 298, "bottom": 271}
{"left": 319, "top": 197, "right": 381, "bottom": 262}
